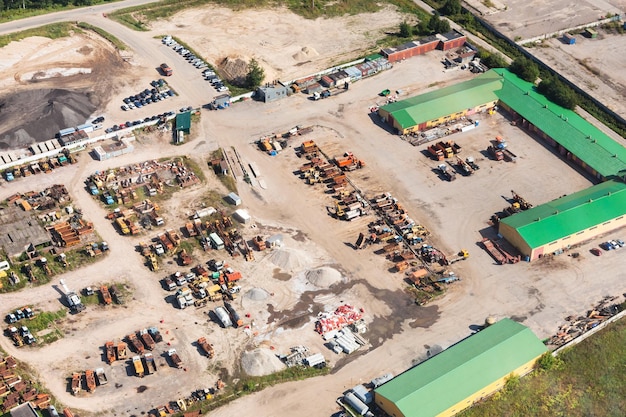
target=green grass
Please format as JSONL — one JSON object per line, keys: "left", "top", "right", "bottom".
{"left": 0, "top": 22, "right": 77, "bottom": 48}
{"left": 169, "top": 365, "right": 329, "bottom": 416}
{"left": 460, "top": 317, "right": 626, "bottom": 417}
{"left": 76, "top": 22, "right": 127, "bottom": 50}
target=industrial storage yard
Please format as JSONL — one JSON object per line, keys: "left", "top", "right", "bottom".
{"left": 0, "top": 2, "right": 626, "bottom": 417}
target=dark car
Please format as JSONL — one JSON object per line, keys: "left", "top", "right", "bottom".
{"left": 123, "top": 97, "right": 131, "bottom": 104}
{"left": 590, "top": 248, "right": 602, "bottom": 256}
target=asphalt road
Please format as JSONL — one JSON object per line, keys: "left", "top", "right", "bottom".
{"left": 0, "top": 0, "right": 156, "bottom": 35}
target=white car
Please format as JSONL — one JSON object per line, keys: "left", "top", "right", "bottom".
{"left": 217, "top": 86, "right": 229, "bottom": 92}
{"left": 128, "top": 103, "right": 135, "bottom": 109}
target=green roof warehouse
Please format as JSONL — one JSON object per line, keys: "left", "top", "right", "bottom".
{"left": 374, "top": 318, "right": 547, "bottom": 417}
{"left": 378, "top": 69, "right": 626, "bottom": 261}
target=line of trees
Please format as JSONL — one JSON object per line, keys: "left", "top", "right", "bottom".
{"left": 1, "top": 0, "right": 99, "bottom": 10}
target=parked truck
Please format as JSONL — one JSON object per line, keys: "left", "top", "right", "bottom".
{"left": 139, "top": 329, "right": 156, "bottom": 351}
{"left": 85, "top": 370, "right": 96, "bottom": 392}
{"left": 197, "top": 337, "right": 215, "bottom": 358}
{"left": 127, "top": 333, "right": 145, "bottom": 354}
{"left": 132, "top": 355, "right": 145, "bottom": 377}
{"left": 224, "top": 302, "right": 243, "bottom": 327}
{"left": 144, "top": 353, "right": 157, "bottom": 374}
{"left": 148, "top": 327, "right": 163, "bottom": 343}
{"left": 105, "top": 341, "right": 116, "bottom": 364}
{"left": 100, "top": 286, "right": 112, "bottom": 305}
{"left": 168, "top": 349, "right": 182, "bottom": 368}
{"left": 71, "top": 373, "right": 81, "bottom": 395}
{"left": 116, "top": 342, "right": 128, "bottom": 360}
{"left": 95, "top": 368, "right": 108, "bottom": 385}
{"left": 160, "top": 63, "right": 173, "bottom": 76}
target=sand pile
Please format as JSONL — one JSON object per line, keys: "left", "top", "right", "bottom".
{"left": 241, "top": 348, "right": 286, "bottom": 376}
{"left": 218, "top": 56, "right": 248, "bottom": 86}
{"left": 305, "top": 267, "right": 343, "bottom": 288}
{"left": 268, "top": 247, "right": 311, "bottom": 272}
{"left": 292, "top": 46, "right": 319, "bottom": 61}
{"left": 244, "top": 287, "right": 270, "bottom": 301}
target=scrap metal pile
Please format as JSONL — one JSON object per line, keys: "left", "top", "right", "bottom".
{"left": 546, "top": 295, "right": 624, "bottom": 348}
{"left": 315, "top": 304, "right": 363, "bottom": 335}
{"left": 0, "top": 355, "right": 52, "bottom": 412}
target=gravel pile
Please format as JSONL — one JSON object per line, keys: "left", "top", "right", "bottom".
{"left": 268, "top": 247, "right": 310, "bottom": 272}
{"left": 244, "top": 287, "right": 270, "bottom": 301}
{"left": 305, "top": 267, "right": 343, "bottom": 288}
{"left": 0, "top": 88, "right": 97, "bottom": 150}
{"left": 241, "top": 348, "right": 286, "bottom": 376}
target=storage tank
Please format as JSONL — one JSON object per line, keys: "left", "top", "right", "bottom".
{"left": 214, "top": 306, "right": 232, "bottom": 328}
{"left": 344, "top": 392, "right": 369, "bottom": 415}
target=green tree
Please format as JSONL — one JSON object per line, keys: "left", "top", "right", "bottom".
{"left": 245, "top": 58, "right": 265, "bottom": 89}
{"left": 427, "top": 12, "right": 450, "bottom": 34}
{"left": 479, "top": 51, "right": 508, "bottom": 69}
{"left": 440, "top": 0, "right": 461, "bottom": 16}
{"left": 509, "top": 56, "right": 539, "bottom": 83}
{"left": 399, "top": 21, "right": 411, "bottom": 38}
{"left": 538, "top": 74, "right": 579, "bottom": 110}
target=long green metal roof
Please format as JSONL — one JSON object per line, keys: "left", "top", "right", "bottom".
{"left": 492, "top": 68, "right": 626, "bottom": 179}
{"left": 500, "top": 180, "right": 626, "bottom": 248}
{"left": 175, "top": 111, "right": 191, "bottom": 132}
{"left": 374, "top": 318, "right": 546, "bottom": 417}
{"left": 380, "top": 71, "right": 502, "bottom": 129}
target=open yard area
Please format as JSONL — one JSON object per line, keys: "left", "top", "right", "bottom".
{"left": 0, "top": 3, "right": 626, "bottom": 417}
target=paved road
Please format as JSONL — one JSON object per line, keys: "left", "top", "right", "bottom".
{"left": 0, "top": 0, "right": 156, "bottom": 35}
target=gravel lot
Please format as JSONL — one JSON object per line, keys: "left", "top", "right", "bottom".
{"left": 0, "top": 6, "right": 625, "bottom": 417}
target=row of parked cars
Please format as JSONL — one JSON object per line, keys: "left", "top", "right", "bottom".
{"left": 203, "top": 69, "right": 229, "bottom": 93}
{"left": 104, "top": 111, "right": 176, "bottom": 134}
{"left": 162, "top": 35, "right": 208, "bottom": 69}
{"left": 590, "top": 238, "right": 625, "bottom": 256}
{"left": 161, "top": 35, "right": 229, "bottom": 94}
{"left": 121, "top": 86, "right": 175, "bottom": 111}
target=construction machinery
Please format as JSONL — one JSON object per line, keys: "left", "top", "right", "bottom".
{"left": 57, "top": 253, "right": 69, "bottom": 268}
{"left": 95, "top": 368, "right": 108, "bottom": 385}
{"left": 85, "top": 370, "right": 96, "bottom": 392}
{"left": 60, "top": 279, "right": 85, "bottom": 313}
{"left": 437, "top": 164, "right": 456, "bottom": 182}
{"left": 427, "top": 144, "right": 444, "bottom": 161}
{"left": 456, "top": 157, "right": 474, "bottom": 176}
{"left": 148, "top": 253, "right": 159, "bottom": 271}
{"left": 140, "top": 329, "right": 156, "bottom": 351}
{"left": 185, "top": 222, "right": 198, "bottom": 237}
{"left": 105, "top": 341, "right": 116, "bottom": 364}
{"left": 116, "top": 342, "right": 128, "bottom": 360}
{"left": 179, "top": 249, "right": 192, "bottom": 266}
{"left": 466, "top": 156, "right": 480, "bottom": 171}
{"left": 436, "top": 141, "right": 454, "bottom": 159}
{"left": 144, "top": 352, "right": 157, "bottom": 374}
{"left": 511, "top": 190, "right": 533, "bottom": 210}
{"left": 168, "top": 349, "right": 182, "bottom": 368}
{"left": 132, "top": 356, "right": 145, "bottom": 378}
{"left": 71, "top": 373, "right": 81, "bottom": 395}
{"left": 443, "top": 249, "right": 469, "bottom": 265}
{"left": 197, "top": 337, "right": 215, "bottom": 358}
{"left": 127, "top": 333, "right": 145, "bottom": 354}
{"left": 487, "top": 145, "right": 504, "bottom": 161}
{"left": 334, "top": 152, "right": 365, "bottom": 171}
{"left": 100, "top": 286, "right": 112, "bottom": 305}
{"left": 252, "top": 236, "right": 266, "bottom": 251}
{"left": 166, "top": 229, "right": 182, "bottom": 247}
{"left": 148, "top": 327, "right": 163, "bottom": 343}
{"left": 224, "top": 302, "right": 243, "bottom": 327}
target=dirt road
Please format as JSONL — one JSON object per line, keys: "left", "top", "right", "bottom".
{"left": 1, "top": 4, "right": 625, "bottom": 417}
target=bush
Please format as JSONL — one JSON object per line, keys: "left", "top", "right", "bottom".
{"left": 509, "top": 57, "right": 539, "bottom": 83}
{"left": 537, "top": 74, "right": 579, "bottom": 110}
{"left": 400, "top": 21, "right": 412, "bottom": 38}
{"left": 479, "top": 51, "right": 508, "bottom": 69}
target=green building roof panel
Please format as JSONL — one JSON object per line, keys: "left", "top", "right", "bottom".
{"left": 380, "top": 71, "right": 502, "bottom": 129}
{"left": 493, "top": 68, "right": 626, "bottom": 178}
{"left": 500, "top": 180, "right": 626, "bottom": 248}
{"left": 175, "top": 111, "right": 191, "bottom": 131}
{"left": 375, "top": 319, "right": 546, "bottom": 417}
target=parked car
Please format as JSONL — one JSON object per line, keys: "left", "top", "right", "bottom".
{"left": 590, "top": 248, "right": 602, "bottom": 256}
{"left": 616, "top": 239, "right": 625, "bottom": 247}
